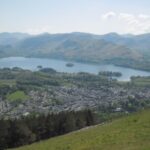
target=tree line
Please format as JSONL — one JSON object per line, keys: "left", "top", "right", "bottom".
{"left": 0, "top": 110, "right": 96, "bottom": 150}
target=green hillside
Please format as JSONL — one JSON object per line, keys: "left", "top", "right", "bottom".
{"left": 13, "top": 109, "right": 150, "bottom": 150}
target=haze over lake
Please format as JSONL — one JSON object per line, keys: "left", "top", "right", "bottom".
{"left": 0, "top": 57, "right": 150, "bottom": 81}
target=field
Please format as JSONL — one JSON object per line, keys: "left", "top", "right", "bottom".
{"left": 13, "top": 109, "right": 150, "bottom": 150}
{"left": 0, "top": 79, "right": 16, "bottom": 87}
{"left": 132, "top": 77, "right": 150, "bottom": 86}
{"left": 7, "top": 90, "right": 29, "bottom": 102}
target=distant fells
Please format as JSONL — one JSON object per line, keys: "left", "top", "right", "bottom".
{"left": 0, "top": 32, "right": 150, "bottom": 71}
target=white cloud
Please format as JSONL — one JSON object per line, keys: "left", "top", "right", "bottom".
{"left": 101, "top": 12, "right": 150, "bottom": 34}
{"left": 119, "top": 13, "right": 135, "bottom": 22}
{"left": 102, "top": 11, "right": 116, "bottom": 20}
{"left": 138, "top": 14, "right": 150, "bottom": 20}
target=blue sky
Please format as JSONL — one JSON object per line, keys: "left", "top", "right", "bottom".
{"left": 0, "top": 0, "right": 150, "bottom": 34}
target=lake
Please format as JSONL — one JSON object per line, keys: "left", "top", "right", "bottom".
{"left": 0, "top": 57, "right": 150, "bottom": 81}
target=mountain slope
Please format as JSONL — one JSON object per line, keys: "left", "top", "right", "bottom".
{"left": 0, "top": 32, "right": 30, "bottom": 46}
{"left": 99, "top": 32, "right": 150, "bottom": 55}
{"left": 7, "top": 33, "right": 142, "bottom": 61}
{"left": 13, "top": 109, "right": 150, "bottom": 150}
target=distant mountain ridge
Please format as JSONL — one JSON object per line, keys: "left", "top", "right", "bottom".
{"left": 97, "top": 32, "right": 150, "bottom": 55}
{"left": 0, "top": 32, "right": 30, "bottom": 45}
{"left": 0, "top": 32, "right": 149, "bottom": 71}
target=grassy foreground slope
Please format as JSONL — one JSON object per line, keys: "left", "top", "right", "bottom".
{"left": 13, "top": 109, "right": 150, "bottom": 150}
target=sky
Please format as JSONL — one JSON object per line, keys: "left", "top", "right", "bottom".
{"left": 0, "top": 0, "right": 150, "bottom": 35}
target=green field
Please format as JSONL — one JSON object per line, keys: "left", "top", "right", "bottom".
{"left": 132, "top": 77, "right": 150, "bottom": 86}
{"left": 0, "top": 79, "right": 16, "bottom": 87}
{"left": 7, "top": 91, "right": 29, "bottom": 102}
{"left": 13, "top": 109, "right": 150, "bottom": 150}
